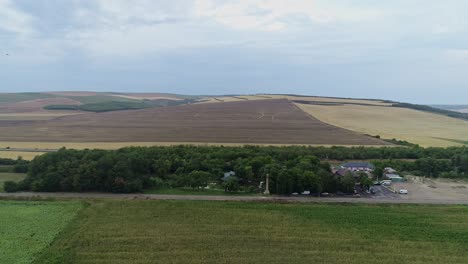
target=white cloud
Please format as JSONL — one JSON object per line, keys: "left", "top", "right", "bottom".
{"left": 0, "top": 0, "right": 35, "bottom": 35}
{"left": 193, "top": 0, "right": 386, "bottom": 31}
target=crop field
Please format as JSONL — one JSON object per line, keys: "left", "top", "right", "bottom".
{"left": 0, "top": 173, "right": 26, "bottom": 191}
{"left": 297, "top": 103, "right": 468, "bottom": 147}
{"left": 29, "top": 200, "right": 468, "bottom": 264}
{"left": 0, "top": 99, "right": 388, "bottom": 145}
{"left": 0, "top": 201, "right": 82, "bottom": 264}
{"left": 0, "top": 151, "right": 46, "bottom": 160}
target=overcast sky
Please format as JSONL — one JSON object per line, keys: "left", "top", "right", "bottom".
{"left": 1, "top": 0, "right": 467, "bottom": 104}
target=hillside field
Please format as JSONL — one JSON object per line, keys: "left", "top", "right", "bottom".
{"left": 4, "top": 200, "right": 463, "bottom": 264}
{"left": 296, "top": 103, "right": 468, "bottom": 147}
{"left": 0, "top": 99, "right": 388, "bottom": 146}
{"left": 1, "top": 92, "right": 466, "bottom": 148}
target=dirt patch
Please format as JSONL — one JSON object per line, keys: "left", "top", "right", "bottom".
{"left": 394, "top": 176, "right": 468, "bottom": 201}
{"left": 0, "top": 99, "right": 390, "bottom": 145}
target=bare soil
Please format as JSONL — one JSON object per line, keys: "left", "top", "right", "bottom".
{"left": 0, "top": 99, "right": 389, "bottom": 145}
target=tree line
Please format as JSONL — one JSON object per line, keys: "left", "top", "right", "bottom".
{"left": 4, "top": 145, "right": 468, "bottom": 193}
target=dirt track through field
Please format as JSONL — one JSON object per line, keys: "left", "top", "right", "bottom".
{"left": 1, "top": 192, "right": 467, "bottom": 205}
{"left": 0, "top": 99, "right": 389, "bottom": 145}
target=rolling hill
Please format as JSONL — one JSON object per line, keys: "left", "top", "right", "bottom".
{"left": 0, "top": 92, "right": 467, "bottom": 155}
{"left": 0, "top": 99, "right": 388, "bottom": 145}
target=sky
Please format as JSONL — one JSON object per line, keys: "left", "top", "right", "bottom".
{"left": 1, "top": 0, "right": 468, "bottom": 104}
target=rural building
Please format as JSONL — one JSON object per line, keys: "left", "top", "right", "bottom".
{"left": 340, "top": 162, "right": 375, "bottom": 172}
{"left": 385, "top": 174, "right": 404, "bottom": 182}
{"left": 334, "top": 168, "right": 350, "bottom": 177}
{"left": 222, "top": 171, "right": 236, "bottom": 181}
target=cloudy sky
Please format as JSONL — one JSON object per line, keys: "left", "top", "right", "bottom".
{"left": 1, "top": 0, "right": 467, "bottom": 103}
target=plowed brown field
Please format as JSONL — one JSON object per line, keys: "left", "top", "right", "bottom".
{"left": 0, "top": 99, "right": 389, "bottom": 145}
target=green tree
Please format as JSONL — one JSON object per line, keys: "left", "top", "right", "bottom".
{"left": 223, "top": 177, "right": 240, "bottom": 193}
{"left": 300, "top": 171, "right": 322, "bottom": 194}
{"left": 340, "top": 172, "right": 356, "bottom": 193}
{"left": 187, "top": 171, "right": 211, "bottom": 189}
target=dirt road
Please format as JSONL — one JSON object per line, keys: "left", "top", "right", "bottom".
{"left": 1, "top": 192, "right": 467, "bottom": 205}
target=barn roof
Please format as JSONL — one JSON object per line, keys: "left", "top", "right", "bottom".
{"left": 341, "top": 162, "right": 375, "bottom": 169}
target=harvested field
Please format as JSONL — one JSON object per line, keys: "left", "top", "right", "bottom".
{"left": 0, "top": 99, "right": 388, "bottom": 145}
{"left": 296, "top": 103, "right": 468, "bottom": 147}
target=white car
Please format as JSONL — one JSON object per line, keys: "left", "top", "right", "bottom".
{"left": 399, "top": 189, "right": 408, "bottom": 194}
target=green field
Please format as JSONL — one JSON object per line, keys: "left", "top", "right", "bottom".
{"left": 30, "top": 200, "right": 468, "bottom": 264}
{"left": 0, "top": 201, "right": 82, "bottom": 264}
{"left": 0, "top": 173, "right": 26, "bottom": 192}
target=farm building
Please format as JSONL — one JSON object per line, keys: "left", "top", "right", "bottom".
{"left": 340, "top": 162, "right": 375, "bottom": 172}
{"left": 385, "top": 174, "right": 404, "bottom": 182}
{"left": 222, "top": 171, "right": 236, "bottom": 181}
{"left": 334, "top": 168, "right": 350, "bottom": 177}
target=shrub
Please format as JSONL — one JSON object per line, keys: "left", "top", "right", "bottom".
{"left": 4, "top": 181, "right": 19, "bottom": 192}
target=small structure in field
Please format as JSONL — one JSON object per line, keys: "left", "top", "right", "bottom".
{"left": 341, "top": 162, "right": 375, "bottom": 172}
{"left": 222, "top": 171, "right": 236, "bottom": 181}
{"left": 385, "top": 173, "right": 404, "bottom": 182}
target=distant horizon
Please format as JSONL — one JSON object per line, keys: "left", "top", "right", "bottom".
{"left": 0, "top": 90, "right": 463, "bottom": 105}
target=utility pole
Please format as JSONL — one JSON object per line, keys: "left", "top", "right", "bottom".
{"left": 263, "top": 173, "right": 270, "bottom": 195}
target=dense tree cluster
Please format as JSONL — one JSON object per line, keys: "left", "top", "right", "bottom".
{"left": 3, "top": 146, "right": 339, "bottom": 194}
{"left": 4, "top": 145, "right": 468, "bottom": 193}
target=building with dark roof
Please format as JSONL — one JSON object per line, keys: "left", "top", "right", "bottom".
{"left": 341, "top": 162, "right": 375, "bottom": 172}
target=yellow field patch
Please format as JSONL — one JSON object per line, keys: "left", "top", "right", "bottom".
{"left": 0, "top": 151, "right": 46, "bottom": 160}
{"left": 296, "top": 103, "right": 468, "bottom": 147}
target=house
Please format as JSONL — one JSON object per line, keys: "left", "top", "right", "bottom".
{"left": 384, "top": 167, "right": 397, "bottom": 174}
{"left": 384, "top": 173, "right": 404, "bottom": 182}
{"left": 340, "top": 162, "right": 375, "bottom": 172}
{"left": 335, "top": 168, "right": 351, "bottom": 177}
{"left": 222, "top": 171, "right": 236, "bottom": 182}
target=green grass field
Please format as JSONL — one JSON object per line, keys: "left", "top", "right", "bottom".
{"left": 0, "top": 173, "right": 26, "bottom": 192}
{"left": 0, "top": 201, "right": 82, "bottom": 264}
{"left": 32, "top": 200, "right": 468, "bottom": 264}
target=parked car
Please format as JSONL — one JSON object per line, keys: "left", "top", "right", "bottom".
{"left": 320, "top": 192, "right": 329, "bottom": 197}
{"left": 399, "top": 189, "right": 408, "bottom": 194}
{"left": 381, "top": 180, "right": 392, "bottom": 186}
